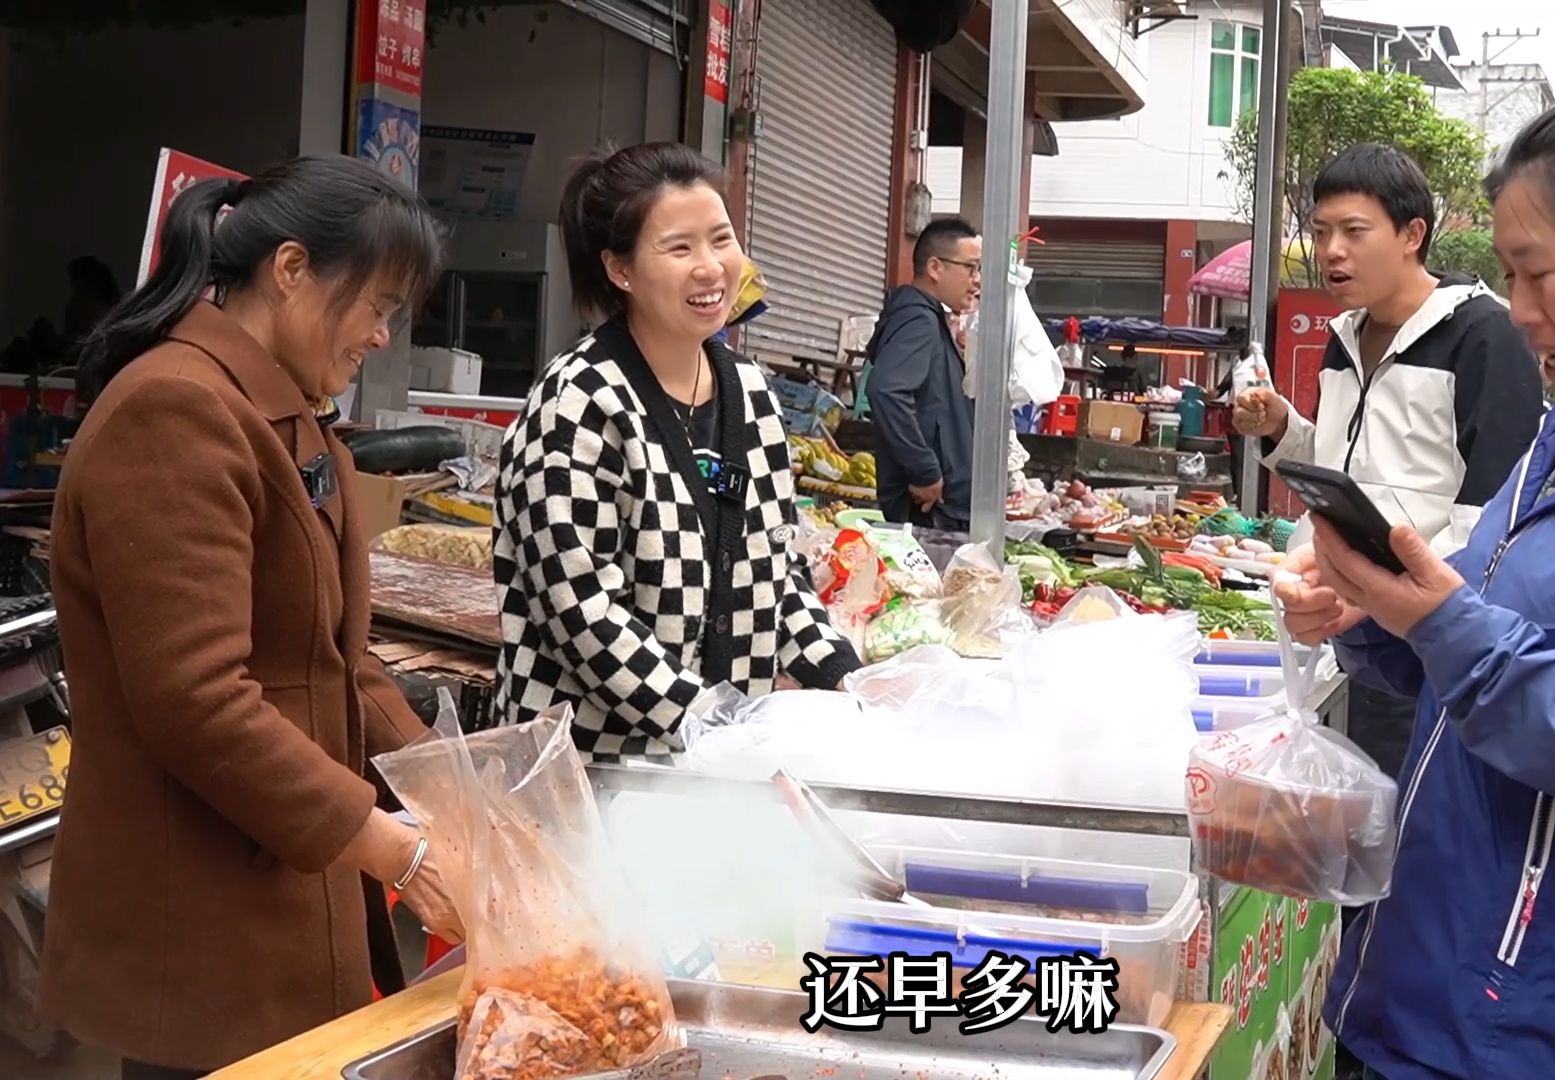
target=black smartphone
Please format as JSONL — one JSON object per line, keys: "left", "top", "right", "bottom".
{"left": 1274, "top": 460, "right": 1406, "bottom": 574}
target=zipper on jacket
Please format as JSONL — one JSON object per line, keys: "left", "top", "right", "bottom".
{"left": 1341, "top": 372, "right": 1375, "bottom": 474}
{"left": 1499, "top": 793, "right": 1555, "bottom": 967}
{"left": 1333, "top": 449, "right": 1536, "bottom": 1036}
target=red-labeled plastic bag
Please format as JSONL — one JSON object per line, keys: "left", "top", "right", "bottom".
{"left": 1185, "top": 598, "right": 1398, "bottom": 903}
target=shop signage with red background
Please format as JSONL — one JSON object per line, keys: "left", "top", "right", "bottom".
{"left": 705, "top": 0, "right": 732, "bottom": 104}
{"left": 136, "top": 149, "right": 246, "bottom": 287}
{"left": 355, "top": 0, "right": 426, "bottom": 98}
{"left": 1268, "top": 288, "right": 1343, "bottom": 517}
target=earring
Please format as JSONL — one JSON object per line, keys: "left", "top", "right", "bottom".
{"left": 622, "top": 280, "right": 630, "bottom": 289}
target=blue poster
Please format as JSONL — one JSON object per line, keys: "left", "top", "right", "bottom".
{"left": 357, "top": 96, "right": 421, "bottom": 191}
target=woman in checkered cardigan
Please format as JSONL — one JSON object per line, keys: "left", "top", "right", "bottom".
{"left": 493, "top": 143, "right": 861, "bottom": 762}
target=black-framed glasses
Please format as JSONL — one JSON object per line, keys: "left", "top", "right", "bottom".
{"left": 937, "top": 257, "right": 983, "bottom": 276}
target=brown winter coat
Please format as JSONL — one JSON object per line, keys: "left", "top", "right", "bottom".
{"left": 40, "top": 302, "right": 428, "bottom": 1070}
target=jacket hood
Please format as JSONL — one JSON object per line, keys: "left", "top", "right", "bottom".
{"left": 868, "top": 285, "right": 950, "bottom": 353}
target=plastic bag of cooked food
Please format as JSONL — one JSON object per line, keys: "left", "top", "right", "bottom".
{"left": 1185, "top": 599, "right": 1398, "bottom": 904}
{"left": 374, "top": 691, "right": 681, "bottom": 1080}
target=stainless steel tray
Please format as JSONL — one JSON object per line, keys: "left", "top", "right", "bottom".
{"left": 342, "top": 979, "right": 1177, "bottom": 1080}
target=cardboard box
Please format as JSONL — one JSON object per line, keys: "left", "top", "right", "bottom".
{"left": 409, "top": 346, "right": 483, "bottom": 395}
{"left": 770, "top": 374, "right": 846, "bottom": 436}
{"left": 356, "top": 472, "right": 409, "bottom": 540}
{"left": 1081, "top": 400, "right": 1144, "bottom": 446}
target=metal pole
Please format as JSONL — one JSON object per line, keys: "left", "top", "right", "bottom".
{"left": 1240, "top": 0, "right": 1293, "bottom": 516}
{"left": 968, "top": 0, "right": 1030, "bottom": 555}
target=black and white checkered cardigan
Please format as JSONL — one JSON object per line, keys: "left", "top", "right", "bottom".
{"left": 492, "top": 320, "right": 861, "bottom": 762}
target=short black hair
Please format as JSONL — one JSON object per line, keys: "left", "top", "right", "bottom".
{"left": 559, "top": 142, "right": 725, "bottom": 320}
{"left": 1486, "top": 105, "right": 1555, "bottom": 210}
{"left": 1313, "top": 143, "right": 1436, "bottom": 263}
{"left": 913, "top": 217, "right": 978, "bottom": 276}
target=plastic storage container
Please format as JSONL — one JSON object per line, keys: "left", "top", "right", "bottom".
{"left": 1195, "top": 638, "right": 1314, "bottom": 668}
{"left": 1191, "top": 696, "right": 1273, "bottom": 733}
{"left": 823, "top": 846, "right": 1202, "bottom": 1027}
{"left": 1147, "top": 412, "right": 1181, "bottom": 450}
{"left": 1196, "top": 666, "right": 1286, "bottom": 700}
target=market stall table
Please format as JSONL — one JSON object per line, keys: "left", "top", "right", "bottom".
{"left": 205, "top": 966, "right": 1231, "bottom": 1080}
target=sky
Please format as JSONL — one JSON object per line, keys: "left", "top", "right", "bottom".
{"left": 1323, "top": 0, "right": 1555, "bottom": 74}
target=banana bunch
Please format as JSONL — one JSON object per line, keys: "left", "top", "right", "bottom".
{"left": 788, "top": 436, "right": 875, "bottom": 489}
{"left": 846, "top": 451, "right": 876, "bottom": 488}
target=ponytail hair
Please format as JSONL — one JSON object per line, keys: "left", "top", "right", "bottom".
{"left": 558, "top": 142, "right": 725, "bottom": 321}
{"left": 77, "top": 178, "right": 238, "bottom": 402}
{"left": 78, "top": 155, "right": 443, "bottom": 403}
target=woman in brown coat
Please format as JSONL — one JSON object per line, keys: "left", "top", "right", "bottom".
{"left": 41, "top": 156, "right": 464, "bottom": 1080}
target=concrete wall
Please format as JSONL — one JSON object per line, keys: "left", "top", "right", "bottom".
{"left": 422, "top": 5, "right": 682, "bottom": 224}
{"left": 1433, "top": 63, "right": 1555, "bottom": 162}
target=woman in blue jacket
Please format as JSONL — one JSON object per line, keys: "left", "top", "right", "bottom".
{"left": 1278, "top": 107, "right": 1555, "bottom": 1080}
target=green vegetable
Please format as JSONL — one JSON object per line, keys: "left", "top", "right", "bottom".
{"left": 1006, "top": 541, "right": 1080, "bottom": 587}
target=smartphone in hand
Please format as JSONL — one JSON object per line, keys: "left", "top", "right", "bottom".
{"left": 1274, "top": 461, "right": 1406, "bottom": 574}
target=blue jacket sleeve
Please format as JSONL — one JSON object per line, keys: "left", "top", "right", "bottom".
{"left": 868, "top": 308, "right": 943, "bottom": 487}
{"left": 1407, "top": 585, "right": 1555, "bottom": 794}
{"left": 1334, "top": 618, "right": 1425, "bottom": 700}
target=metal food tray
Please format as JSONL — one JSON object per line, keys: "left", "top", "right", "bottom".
{"left": 341, "top": 978, "right": 1176, "bottom": 1080}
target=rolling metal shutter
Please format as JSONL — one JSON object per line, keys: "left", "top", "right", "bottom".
{"left": 1027, "top": 240, "right": 1165, "bottom": 280}
{"left": 560, "top": 0, "right": 690, "bottom": 56}
{"left": 743, "top": 0, "right": 897, "bottom": 362}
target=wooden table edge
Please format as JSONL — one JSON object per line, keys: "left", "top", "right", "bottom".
{"left": 207, "top": 972, "right": 1232, "bottom": 1080}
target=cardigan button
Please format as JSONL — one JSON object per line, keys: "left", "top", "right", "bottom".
{"left": 720, "top": 552, "right": 733, "bottom": 573}
{"left": 715, "top": 614, "right": 730, "bottom": 635}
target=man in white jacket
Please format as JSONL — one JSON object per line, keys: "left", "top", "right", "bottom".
{"left": 1235, "top": 144, "right": 1542, "bottom": 780}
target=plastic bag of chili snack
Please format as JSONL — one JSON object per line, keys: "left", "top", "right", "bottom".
{"left": 375, "top": 691, "right": 682, "bottom": 1080}
{"left": 1184, "top": 599, "right": 1398, "bottom": 904}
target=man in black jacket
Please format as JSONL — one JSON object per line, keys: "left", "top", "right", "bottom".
{"left": 867, "top": 218, "right": 982, "bottom": 529}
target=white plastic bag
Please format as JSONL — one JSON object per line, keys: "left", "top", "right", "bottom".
{"left": 1231, "top": 341, "right": 1273, "bottom": 399}
{"left": 1185, "top": 598, "right": 1399, "bottom": 903}
{"left": 962, "top": 265, "right": 1064, "bottom": 408}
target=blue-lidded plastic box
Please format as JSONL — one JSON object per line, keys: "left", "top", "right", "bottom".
{"left": 1196, "top": 667, "right": 1285, "bottom": 699}
{"left": 1195, "top": 638, "right": 1314, "bottom": 668}
{"left": 823, "top": 846, "right": 1201, "bottom": 1028}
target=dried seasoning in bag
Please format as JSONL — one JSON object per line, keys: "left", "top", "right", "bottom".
{"left": 374, "top": 691, "right": 681, "bottom": 1080}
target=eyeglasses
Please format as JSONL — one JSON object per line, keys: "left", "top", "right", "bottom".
{"left": 937, "top": 257, "right": 983, "bottom": 277}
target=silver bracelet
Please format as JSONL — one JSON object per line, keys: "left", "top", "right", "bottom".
{"left": 394, "top": 836, "right": 430, "bottom": 891}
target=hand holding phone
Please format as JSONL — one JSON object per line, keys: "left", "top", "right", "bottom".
{"left": 1273, "top": 461, "right": 1406, "bottom": 574}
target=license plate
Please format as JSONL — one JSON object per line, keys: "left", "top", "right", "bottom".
{"left": 0, "top": 727, "right": 70, "bottom": 830}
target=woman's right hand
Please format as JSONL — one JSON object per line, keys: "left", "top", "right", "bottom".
{"left": 341, "top": 808, "right": 465, "bottom": 944}
{"left": 395, "top": 849, "right": 464, "bottom": 946}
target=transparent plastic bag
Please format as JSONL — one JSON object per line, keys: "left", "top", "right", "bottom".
{"left": 1050, "top": 584, "right": 1140, "bottom": 624}
{"left": 1185, "top": 600, "right": 1399, "bottom": 903}
{"left": 374, "top": 691, "right": 681, "bottom": 1080}
{"left": 939, "top": 542, "right": 1029, "bottom": 657}
{"left": 864, "top": 599, "right": 951, "bottom": 661}
{"left": 815, "top": 528, "right": 891, "bottom": 657}
{"left": 680, "top": 682, "right": 865, "bottom": 780}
